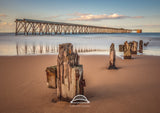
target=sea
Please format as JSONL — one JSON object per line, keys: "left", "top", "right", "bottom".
{"left": 0, "top": 33, "right": 160, "bottom": 57}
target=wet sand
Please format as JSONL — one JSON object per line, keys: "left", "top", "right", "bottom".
{"left": 0, "top": 55, "right": 160, "bottom": 113}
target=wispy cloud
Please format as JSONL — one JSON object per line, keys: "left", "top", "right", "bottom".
{"left": 132, "top": 16, "right": 144, "bottom": 19}
{"left": 135, "top": 24, "right": 160, "bottom": 27}
{"left": 67, "top": 12, "right": 90, "bottom": 16}
{"left": 111, "top": 24, "right": 160, "bottom": 28}
{"left": 0, "top": 14, "right": 8, "bottom": 18}
{"left": 43, "top": 15, "right": 61, "bottom": 20}
{"left": 0, "top": 22, "right": 15, "bottom": 32}
{"left": 0, "top": 22, "right": 14, "bottom": 26}
{"left": 68, "top": 12, "right": 143, "bottom": 21}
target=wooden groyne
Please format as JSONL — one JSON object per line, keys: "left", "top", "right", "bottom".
{"left": 15, "top": 18, "right": 142, "bottom": 35}
{"left": 16, "top": 42, "right": 106, "bottom": 55}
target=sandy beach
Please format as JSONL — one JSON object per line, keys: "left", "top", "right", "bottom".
{"left": 0, "top": 55, "right": 160, "bottom": 113}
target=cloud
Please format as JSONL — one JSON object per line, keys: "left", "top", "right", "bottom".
{"left": 135, "top": 24, "right": 160, "bottom": 27}
{"left": 0, "top": 22, "right": 15, "bottom": 32}
{"left": 0, "top": 14, "right": 8, "bottom": 18}
{"left": 47, "top": 15, "right": 60, "bottom": 18}
{"left": 0, "top": 22, "right": 7, "bottom": 25}
{"left": 132, "top": 16, "right": 144, "bottom": 19}
{"left": 68, "top": 12, "right": 143, "bottom": 21}
{"left": 67, "top": 12, "right": 90, "bottom": 16}
{"left": 0, "top": 22, "right": 14, "bottom": 27}
{"left": 43, "top": 15, "right": 61, "bottom": 20}
{"left": 111, "top": 24, "right": 160, "bottom": 28}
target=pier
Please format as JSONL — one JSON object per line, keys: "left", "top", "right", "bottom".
{"left": 15, "top": 18, "right": 142, "bottom": 35}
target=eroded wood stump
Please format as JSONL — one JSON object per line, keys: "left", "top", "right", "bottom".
{"left": 108, "top": 43, "right": 117, "bottom": 69}
{"left": 124, "top": 41, "right": 132, "bottom": 59}
{"left": 139, "top": 40, "right": 143, "bottom": 53}
{"left": 131, "top": 41, "right": 138, "bottom": 54}
{"left": 46, "top": 66, "right": 57, "bottom": 88}
{"left": 129, "top": 42, "right": 133, "bottom": 49}
{"left": 119, "top": 45, "right": 124, "bottom": 52}
{"left": 57, "top": 43, "right": 85, "bottom": 101}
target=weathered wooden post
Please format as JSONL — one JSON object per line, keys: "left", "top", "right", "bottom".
{"left": 131, "top": 41, "right": 138, "bottom": 54}
{"left": 108, "top": 43, "right": 117, "bottom": 69}
{"left": 25, "top": 43, "right": 27, "bottom": 55}
{"left": 46, "top": 43, "right": 85, "bottom": 102}
{"left": 46, "top": 66, "right": 57, "bottom": 88}
{"left": 119, "top": 45, "right": 124, "bottom": 52}
{"left": 139, "top": 40, "right": 143, "bottom": 53}
{"left": 40, "top": 45, "right": 43, "bottom": 54}
{"left": 33, "top": 43, "right": 36, "bottom": 54}
{"left": 124, "top": 41, "right": 132, "bottom": 59}
{"left": 16, "top": 43, "right": 19, "bottom": 55}
{"left": 46, "top": 45, "right": 49, "bottom": 53}
{"left": 57, "top": 43, "right": 85, "bottom": 101}
{"left": 129, "top": 42, "right": 133, "bottom": 50}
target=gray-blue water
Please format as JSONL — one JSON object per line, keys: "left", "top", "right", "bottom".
{"left": 0, "top": 33, "right": 160, "bottom": 56}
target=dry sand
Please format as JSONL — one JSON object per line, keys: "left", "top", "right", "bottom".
{"left": 0, "top": 55, "right": 160, "bottom": 113}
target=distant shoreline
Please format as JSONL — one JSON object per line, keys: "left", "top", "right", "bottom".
{"left": 1, "top": 32, "right": 160, "bottom": 35}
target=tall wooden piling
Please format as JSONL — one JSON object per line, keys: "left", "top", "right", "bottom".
{"left": 25, "top": 43, "right": 27, "bottom": 55}
{"left": 139, "top": 40, "right": 143, "bottom": 53}
{"left": 108, "top": 43, "right": 117, "bottom": 69}
{"left": 119, "top": 45, "right": 124, "bottom": 52}
{"left": 16, "top": 43, "right": 19, "bottom": 55}
{"left": 56, "top": 43, "right": 85, "bottom": 101}
{"left": 124, "top": 41, "right": 132, "bottom": 59}
{"left": 33, "top": 43, "right": 36, "bottom": 54}
{"left": 131, "top": 41, "right": 138, "bottom": 54}
{"left": 40, "top": 45, "right": 43, "bottom": 54}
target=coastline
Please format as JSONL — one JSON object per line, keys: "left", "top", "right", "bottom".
{"left": 0, "top": 55, "right": 160, "bottom": 113}
{"left": 0, "top": 33, "right": 160, "bottom": 56}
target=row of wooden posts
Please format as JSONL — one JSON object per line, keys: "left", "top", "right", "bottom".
{"left": 16, "top": 40, "right": 147, "bottom": 56}
{"left": 119, "top": 40, "right": 143, "bottom": 59}
{"left": 45, "top": 40, "right": 146, "bottom": 102}
{"left": 108, "top": 40, "right": 144, "bottom": 69}
{"left": 16, "top": 43, "right": 58, "bottom": 55}
{"left": 16, "top": 43, "right": 105, "bottom": 55}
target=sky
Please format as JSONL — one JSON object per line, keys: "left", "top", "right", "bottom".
{"left": 0, "top": 0, "right": 160, "bottom": 32}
